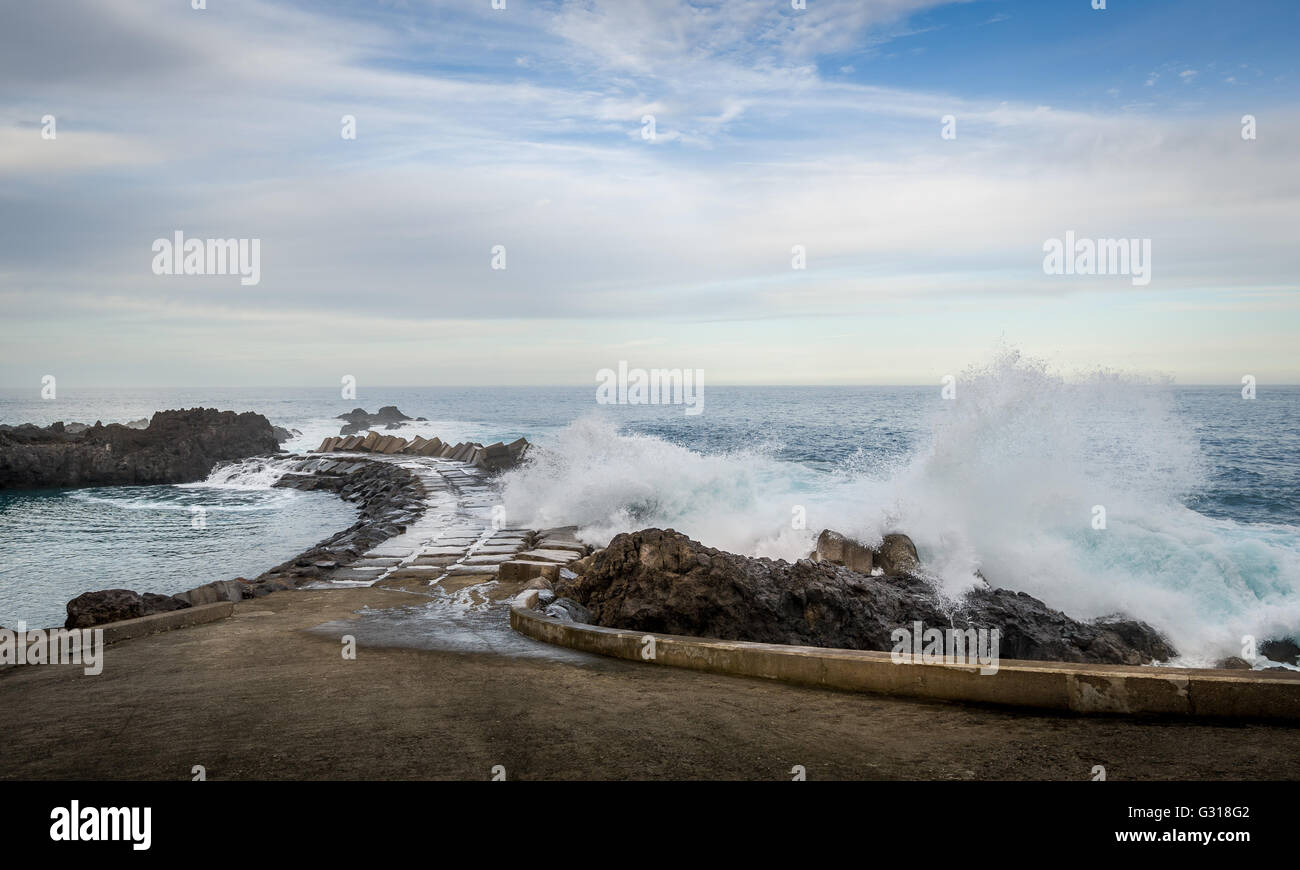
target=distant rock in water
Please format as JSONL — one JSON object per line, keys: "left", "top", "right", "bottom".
{"left": 556, "top": 528, "right": 1176, "bottom": 666}
{"left": 0, "top": 408, "right": 280, "bottom": 489}
{"left": 336, "top": 406, "right": 427, "bottom": 436}
{"left": 271, "top": 425, "right": 301, "bottom": 443}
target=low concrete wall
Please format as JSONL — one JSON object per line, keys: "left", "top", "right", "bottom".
{"left": 510, "top": 603, "right": 1300, "bottom": 721}
{"left": 100, "top": 602, "right": 234, "bottom": 644}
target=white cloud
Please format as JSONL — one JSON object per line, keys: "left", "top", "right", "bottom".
{"left": 0, "top": 0, "right": 1296, "bottom": 384}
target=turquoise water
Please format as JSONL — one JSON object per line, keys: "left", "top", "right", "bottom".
{"left": 0, "top": 484, "right": 355, "bottom": 628}
{"left": 1, "top": 357, "right": 1297, "bottom": 661}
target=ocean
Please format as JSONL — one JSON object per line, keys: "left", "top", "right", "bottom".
{"left": 2, "top": 353, "right": 1297, "bottom": 665}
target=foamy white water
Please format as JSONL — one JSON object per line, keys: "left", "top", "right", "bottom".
{"left": 189, "top": 456, "right": 306, "bottom": 490}
{"left": 502, "top": 352, "right": 1300, "bottom": 665}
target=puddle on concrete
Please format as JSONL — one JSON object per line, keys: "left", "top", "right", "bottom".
{"left": 307, "top": 592, "right": 613, "bottom": 668}
{"left": 302, "top": 455, "right": 612, "bottom": 667}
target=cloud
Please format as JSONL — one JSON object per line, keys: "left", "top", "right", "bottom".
{"left": 0, "top": 0, "right": 1297, "bottom": 384}
{"left": 0, "top": 125, "right": 163, "bottom": 171}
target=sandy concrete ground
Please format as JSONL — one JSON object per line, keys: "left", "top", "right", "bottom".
{"left": 1, "top": 586, "right": 1297, "bottom": 781}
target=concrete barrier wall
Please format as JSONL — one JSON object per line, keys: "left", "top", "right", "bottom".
{"left": 510, "top": 603, "right": 1300, "bottom": 721}
{"left": 100, "top": 602, "right": 235, "bottom": 644}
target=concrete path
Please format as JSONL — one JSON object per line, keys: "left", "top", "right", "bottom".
{"left": 310, "top": 454, "right": 581, "bottom": 592}
{"left": 2, "top": 583, "right": 1298, "bottom": 780}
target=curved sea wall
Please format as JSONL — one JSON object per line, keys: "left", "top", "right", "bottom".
{"left": 510, "top": 595, "right": 1300, "bottom": 721}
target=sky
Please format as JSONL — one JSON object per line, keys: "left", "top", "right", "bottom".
{"left": 1, "top": 0, "right": 1297, "bottom": 387}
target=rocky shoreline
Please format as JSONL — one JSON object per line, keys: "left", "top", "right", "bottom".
{"left": 0, "top": 408, "right": 279, "bottom": 489}
{"left": 0, "top": 403, "right": 538, "bottom": 630}
{"left": 530, "top": 527, "right": 1178, "bottom": 667}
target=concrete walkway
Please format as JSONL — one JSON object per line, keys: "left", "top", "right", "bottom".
{"left": 310, "top": 454, "right": 581, "bottom": 593}
{"left": 2, "top": 583, "right": 1298, "bottom": 780}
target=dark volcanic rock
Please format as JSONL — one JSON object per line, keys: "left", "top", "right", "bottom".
{"left": 1261, "top": 638, "right": 1300, "bottom": 666}
{"left": 556, "top": 528, "right": 1176, "bottom": 666}
{"left": 65, "top": 589, "right": 191, "bottom": 629}
{"left": 141, "top": 592, "right": 192, "bottom": 615}
{"left": 1217, "top": 656, "right": 1252, "bottom": 670}
{"left": 336, "top": 406, "right": 422, "bottom": 436}
{"left": 0, "top": 408, "right": 279, "bottom": 489}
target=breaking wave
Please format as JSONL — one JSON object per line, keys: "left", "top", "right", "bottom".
{"left": 501, "top": 351, "right": 1300, "bottom": 664}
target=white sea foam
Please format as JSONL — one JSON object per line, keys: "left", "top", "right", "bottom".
{"left": 501, "top": 351, "right": 1300, "bottom": 663}
{"left": 189, "top": 456, "right": 304, "bottom": 490}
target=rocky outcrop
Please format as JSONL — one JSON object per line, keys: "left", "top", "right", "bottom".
{"left": 555, "top": 528, "right": 1176, "bottom": 666}
{"left": 1261, "top": 638, "right": 1300, "bottom": 666}
{"left": 65, "top": 589, "right": 192, "bottom": 629}
{"left": 1216, "top": 656, "right": 1252, "bottom": 670}
{"left": 0, "top": 409, "right": 280, "bottom": 489}
{"left": 336, "top": 406, "right": 427, "bottom": 436}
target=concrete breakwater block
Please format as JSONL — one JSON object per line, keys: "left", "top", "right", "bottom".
{"left": 313, "top": 427, "right": 531, "bottom": 472}
{"left": 537, "top": 539, "right": 587, "bottom": 554}
{"left": 811, "top": 529, "right": 919, "bottom": 576}
{"left": 176, "top": 579, "right": 250, "bottom": 607}
{"left": 500, "top": 560, "right": 562, "bottom": 583}
{"left": 517, "top": 548, "right": 582, "bottom": 564}
{"left": 812, "top": 529, "right": 876, "bottom": 574}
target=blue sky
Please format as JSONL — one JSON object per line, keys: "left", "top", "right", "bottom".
{"left": 1, "top": 0, "right": 1297, "bottom": 386}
